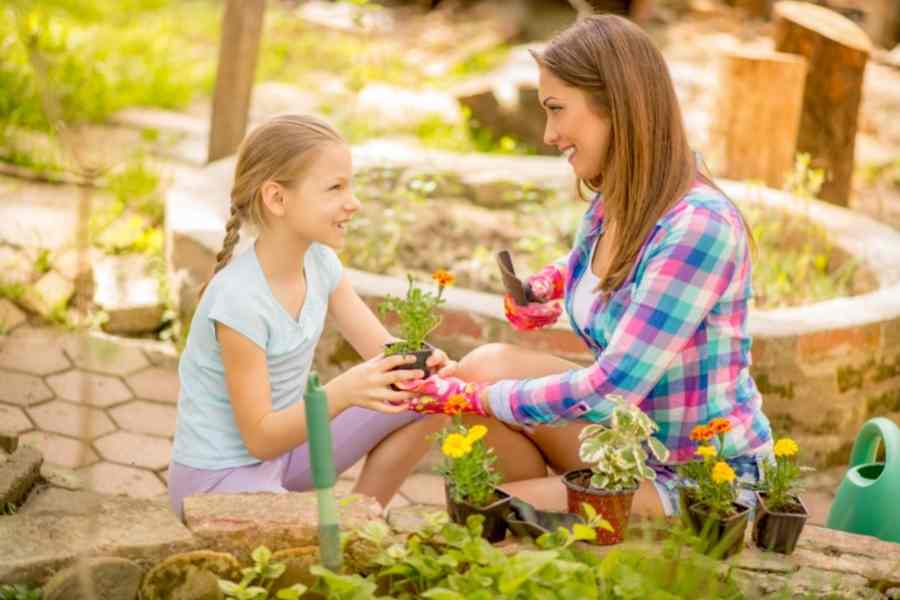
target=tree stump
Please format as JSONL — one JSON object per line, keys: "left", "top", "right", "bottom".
{"left": 773, "top": 1, "right": 872, "bottom": 206}
{"left": 208, "top": 0, "right": 265, "bottom": 163}
{"left": 712, "top": 50, "right": 807, "bottom": 188}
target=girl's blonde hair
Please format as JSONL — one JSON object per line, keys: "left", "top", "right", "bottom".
{"left": 199, "top": 114, "right": 343, "bottom": 297}
{"left": 533, "top": 15, "right": 734, "bottom": 294}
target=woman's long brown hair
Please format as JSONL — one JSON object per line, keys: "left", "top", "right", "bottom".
{"left": 533, "top": 15, "right": 698, "bottom": 293}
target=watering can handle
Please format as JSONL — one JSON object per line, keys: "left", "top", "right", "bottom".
{"left": 848, "top": 417, "right": 900, "bottom": 469}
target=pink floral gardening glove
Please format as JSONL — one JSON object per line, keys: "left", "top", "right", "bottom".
{"left": 395, "top": 375, "right": 489, "bottom": 417}
{"left": 503, "top": 265, "right": 566, "bottom": 331}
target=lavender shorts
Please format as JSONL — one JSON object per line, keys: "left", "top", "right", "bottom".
{"left": 168, "top": 407, "right": 421, "bottom": 519}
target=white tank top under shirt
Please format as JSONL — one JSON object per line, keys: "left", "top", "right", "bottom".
{"left": 571, "top": 235, "right": 602, "bottom": 331}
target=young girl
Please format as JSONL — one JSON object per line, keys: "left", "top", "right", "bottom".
{"left": 168, "top": 114, "right": 452, "bottom": 518}
{"left": 399, "top": 15, "right": 773, "bottom": 519}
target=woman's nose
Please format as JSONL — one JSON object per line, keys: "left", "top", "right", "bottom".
{"left": 543, "top": 121, "right": 558, "bottom": 147}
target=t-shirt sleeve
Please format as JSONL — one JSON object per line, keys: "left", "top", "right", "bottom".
{"left": 314, "top": 244, "right": 344, "bottom": 295}
{"left": 207, "top": 284, "right": 269, "bottom": 350}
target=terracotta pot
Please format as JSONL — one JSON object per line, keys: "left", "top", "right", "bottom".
{"left": 686, "top": 501, "right": 751, "bottom": 559}
{"left": 562, "top": 469, "right": 635, "bottom": 545}
{"left": 444, "top": 483, "right": 511, "bottom": 543}
{"left": 752, "top": 493, "right": 809, "bottom": 554}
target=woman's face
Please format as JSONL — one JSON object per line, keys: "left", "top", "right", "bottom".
{"left": 538, "top": 67, "right": 611, "bottom": 182}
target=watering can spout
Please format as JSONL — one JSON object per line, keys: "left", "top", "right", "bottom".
{"left": 825, "top": 417, "right": 900, "bottom": 543}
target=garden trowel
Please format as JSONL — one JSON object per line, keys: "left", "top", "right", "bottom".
{"left": 496, "top": 250, "right": 535, "bottom": 306}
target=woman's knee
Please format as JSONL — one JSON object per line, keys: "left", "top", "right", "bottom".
{"left": 457, "top": 343, "right": 516, "bottom": 382}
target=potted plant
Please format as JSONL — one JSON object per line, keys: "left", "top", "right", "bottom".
{"left": 435, "top": 420, "right": 510, "bottom": 542}
{"left": 752, "top": 437, "right": 810, "bottom": 554}
{"left": 377, "top": 269, "right": 453, "bottom": 376}
{"left": 677, "top": 418, "right": 751, "bottom": 559}
{"left": 562, "top": 394, "right": 670, "bottom": 545}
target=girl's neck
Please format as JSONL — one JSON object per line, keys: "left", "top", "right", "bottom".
{"left": 254, "top": 229, "right": 311, "bottom": 282}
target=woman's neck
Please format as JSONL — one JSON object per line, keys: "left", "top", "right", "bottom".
{"left": 254, "top": 229, "right": 311, "bottom": 283}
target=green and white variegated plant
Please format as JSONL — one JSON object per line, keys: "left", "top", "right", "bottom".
{"left": 577, "top": 395, "right": 670, "bottom": 491}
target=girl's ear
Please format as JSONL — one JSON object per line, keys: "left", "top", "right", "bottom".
{"left": 260, "top": 180, "right": 286, "bottom": 217}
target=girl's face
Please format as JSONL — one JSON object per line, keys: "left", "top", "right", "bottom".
{"left": 538, "top": 67, "right": 611, "bottom": 182}
{"left": 281, "top": 142, "right": 360, "bottom": 249}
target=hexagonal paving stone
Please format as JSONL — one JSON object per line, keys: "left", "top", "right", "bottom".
{"left": 62, "top": 332, "right": 149, "bottom": 376}
{"left": 109, "top": 400, "right": 176, "bottom": 438}
{"left": 19, "top": 430, "right": 99, "bottom": 468}
{"left": 94, "top": 431, "right": 172, "bottom": 470}
{"left": 46, "top": 370, "right": 133, "bottom": 407}
{"left": 0, "top": 330, "right": 71, "bottom": 374}
{"left": 125, "top": 366, "right": 179, "bottom": 404}
{"left": 0, "top": 370, "right": 53, "bottom": 406}
{"left": 77, "top": 461, "right": 166, "bottom": 497}
{"left": 0, "top": 404, "right": 33, "bottom": 434}
{"left": 28, "top": 399, "right": 115, "bottom": 439}
{"left": 0, "top": 298, "right": 26, "bottom": 331}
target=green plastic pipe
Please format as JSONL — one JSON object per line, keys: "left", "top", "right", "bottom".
{"left": 304, "top": 372, "right": 342, "bottom": 570}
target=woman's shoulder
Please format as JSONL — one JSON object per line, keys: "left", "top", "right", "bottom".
{"left": 667, "top": 182, "right": 744, "bottom": 233}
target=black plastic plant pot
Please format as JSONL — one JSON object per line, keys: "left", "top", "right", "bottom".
{"left": 686, "top": 501, "right": 751, "bottom": 559}
{"left": 505, "top": 496, "right": 584, "bottom": 539}
{"left": 384, "top": 341, "right": 434, "bottom": 378}
{"left": 752, "top": 493, "right": 809, "bottom": 555}
{"left": 444, "top": 482, "right": 511, "bottom": 543}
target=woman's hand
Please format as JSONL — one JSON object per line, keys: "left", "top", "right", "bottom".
{"left": 324, "top": 354, "right": 423, "bottom": 414}
{"left": 504, "top": 295, "right": 563, "bottom": 331}
{"left": 525, "top": 265, "right": 566, "bottom": 303}
{"left": 427, "top": 346, "right": 458, "bottom": 377}
{"left": 396, "top": 375, "right": 491, "bottom": 417}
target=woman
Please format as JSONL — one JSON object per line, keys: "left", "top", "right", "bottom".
{"left": 400, "top": 14, "right": 773, "bottom": 518}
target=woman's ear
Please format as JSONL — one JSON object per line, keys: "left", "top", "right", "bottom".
{"left": 260, "top": 180, "right": 286, "bottom": 217}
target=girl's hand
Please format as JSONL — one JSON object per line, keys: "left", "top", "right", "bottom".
{"left": 427, "top": 346, "right": 458, "bottom": 377}
{"left": 324, "top": 354, "right": 423, "bottom": 414}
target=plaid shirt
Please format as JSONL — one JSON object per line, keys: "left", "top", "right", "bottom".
{"left": 488, "top": 183, "right": 772, "bottom": 463}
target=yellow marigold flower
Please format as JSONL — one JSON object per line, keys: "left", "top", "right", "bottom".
{"left": 695, "top": 445, "right": 717, "bottom": 459}
{"left": 690, "top": 425, "right": 715, "bottom": 442}
{"left": 432, "top": 269, "right": 455, "bottom": 287}
{"left": 709, "top": 417, "right": 733, "bottom": 434}
{"left": 774, "top": 438, "right": 799, "bottom": 457}
{"left": 442, "top": 433, "right": 472, "bottom": 458}
{"left": 446, "top": 394, "right": 468, "bottom": 415}
{"left": 711, "top": 461, "right": 736, "bottom": 484}
{"left": 466, "top": 425, "right": 488, "bottom": 443}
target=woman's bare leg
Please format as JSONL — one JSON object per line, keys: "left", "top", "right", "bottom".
{"left": 353, "top": 414, "right": 450, "bottom": 507}
{"left": 455, "top": 343, "right": 593, "bottom": 481}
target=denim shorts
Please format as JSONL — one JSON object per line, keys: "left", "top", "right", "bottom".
{"left": 650, "top": 449, "right": 773, "bottom": 517}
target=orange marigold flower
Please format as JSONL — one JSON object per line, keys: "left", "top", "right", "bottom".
{"left": 445, "top": 394, "right": 468, "bottom": 415}
{"left": 690, "top": 425, "right": 715, "bottom": 442}
{"left": 432, "top": 269, "right": 455, "bottom": 287}
{"left": 709, "top": 418, "right": 733, "bottom": 434}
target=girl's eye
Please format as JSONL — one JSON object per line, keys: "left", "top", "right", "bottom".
{"left": 330, "top": 183, "right": 342, "bottom": 191}
{"left": 548, "top": 106, "right": 562, "bottom": 113}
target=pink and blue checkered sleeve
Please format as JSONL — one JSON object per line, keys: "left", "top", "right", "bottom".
{"left": 487, "top": 206, "right": 740, "bottom": 425}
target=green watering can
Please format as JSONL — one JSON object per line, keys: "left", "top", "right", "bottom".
{"left": 825, "top": 417, "right": 900, "bottom": 543}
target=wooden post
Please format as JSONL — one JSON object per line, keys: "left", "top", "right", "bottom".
{"left": 773, "top": 1, "right": 871, "bottom": 206}
{"left": 863, "top": 0, "right": 900, "bottom": 49}
{"left": 712, "top": 50, "right": 807, "bottom": 189}
{"left": 208, "top": 0, "right": 266, "bottom": 163}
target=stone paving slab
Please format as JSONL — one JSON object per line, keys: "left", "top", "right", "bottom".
{"left": 77, "top": 462, "right": 167, "bottom": 498}
{"left": 46, "top": 370, "right": 133, "bottom": 407}
{"left": 20, "top": 431, "right": 98, "bottom": 468}
{"left": 108, "top": 400, "right": 176, "bottom": 437}
{"left": 94, "top": 431, "right": 171, "bottom": 471}
{"left": 0, "top": 492, "right": 196, "bottom": 585}
{"left": 61, "top": 334, "right": 149, "bottom": 376}
{"left": 0, "top": 404, "right": 33, "bottom": 435}
{"left": 0, "top": 371, "right": 54, "bottom": 406}
{"left": 125, "top": 366, "right": 179, "bottom": 404}
{"left": 28, "top": 400, "right": 115, "bottom": 439}
{"left": 0, "top": 331, "right": 72, "bottom": 374}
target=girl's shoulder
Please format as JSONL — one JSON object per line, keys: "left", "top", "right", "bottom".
{"left": 308, "top": 242, "right": 343, "bottom": 295}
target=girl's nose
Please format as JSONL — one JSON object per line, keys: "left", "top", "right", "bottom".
{"left": 346, "top": 194, "right": 361, "bottom": 212}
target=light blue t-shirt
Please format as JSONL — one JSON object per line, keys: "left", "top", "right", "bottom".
{"left": 171, "top": 242, "right": 343, "bottom": 469}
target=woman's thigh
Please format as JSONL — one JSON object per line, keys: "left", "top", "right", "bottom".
{"left": 457, "top": 343, "right": 592, "bottom": 476}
